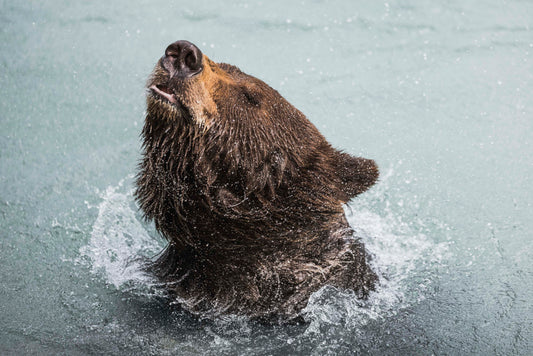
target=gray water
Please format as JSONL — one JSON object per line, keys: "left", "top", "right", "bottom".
{"left": 1, "top": 0, "right": 532, "bottom": 355}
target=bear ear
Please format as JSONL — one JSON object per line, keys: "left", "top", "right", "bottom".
{"left": 334, "top": 151, "right": 379, "bottom": 202}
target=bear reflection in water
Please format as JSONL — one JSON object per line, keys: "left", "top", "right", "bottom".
{"left": 135, "top": 40, "right": 379, "bottom": 320}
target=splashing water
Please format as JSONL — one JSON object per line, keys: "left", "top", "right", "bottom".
{"left": 80, "top": 168, "right": 448, "bottom": 332}
{"left": 79, "top": 176, "right": 164, "bottom": 292}
{"left": 302, "top": 167, "right": 449, "bottom": 333}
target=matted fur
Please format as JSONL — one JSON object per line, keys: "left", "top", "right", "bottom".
{"left": 135, "top": 42, "right": 379, "bottom": 319}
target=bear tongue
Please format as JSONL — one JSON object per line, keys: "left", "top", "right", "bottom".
{"left": 150, "top": 84, "right": 177, "bottom": 104}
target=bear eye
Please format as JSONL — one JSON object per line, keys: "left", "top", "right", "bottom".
{"left": 243, "top": 90, "right": 261, "bottom": 107}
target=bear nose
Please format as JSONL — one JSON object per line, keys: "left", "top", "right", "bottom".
{"left": 162, "top": 40, "right": 203, "bottom": 78}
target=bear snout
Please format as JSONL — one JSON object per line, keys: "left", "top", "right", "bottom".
{"left": 162, "top": 40, "right": 203, "bottom": 79}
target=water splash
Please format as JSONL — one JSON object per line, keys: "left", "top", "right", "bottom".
{"left": 80, "top": 170, "right": 448, "bottom": 331}
{"left": 79, "top": 176, "right": 164, "bottom": 292}
{"left": 302, "top": 167, "right": 449, "bottom": 332}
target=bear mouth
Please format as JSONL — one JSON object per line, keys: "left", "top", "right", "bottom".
{"left": 148, "top": 83, "right": 194, "bottom": 120}
{"left": 149, "top": 84, "right": 178, "bottom": 104}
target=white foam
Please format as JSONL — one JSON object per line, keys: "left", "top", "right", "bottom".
{"left": 81, "top": 170, "right": 448, "bottom": 327}
{"left": 302, "top": 167, "right": 449, "bottom": 331}
{"left": 79, "top": 176, "right": 164, "bottom": 291}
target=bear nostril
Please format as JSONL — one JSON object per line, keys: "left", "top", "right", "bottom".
{"left": 163, "top": 40, "right": 203, "bottom": 78}
{"left": 185, "top": 52, "right": 199, "bottom": 71}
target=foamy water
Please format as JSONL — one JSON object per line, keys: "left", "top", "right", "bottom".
{"left": 80, "top": 168, "right": 448, "bottom": 336}
{"left": 79, "top": 176, "right": 163, "bottom": 291}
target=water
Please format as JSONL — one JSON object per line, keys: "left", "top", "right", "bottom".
{"left": 1, "top": 0, "right": 531, "bottom": 354}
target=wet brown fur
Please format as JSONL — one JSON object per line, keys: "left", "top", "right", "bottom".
{"left": 135, "top": 49, "right": 379, "bottom": 319}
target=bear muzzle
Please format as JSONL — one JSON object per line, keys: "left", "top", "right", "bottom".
{"left": 162, "top": 40, "right": 204, "bottom": 79}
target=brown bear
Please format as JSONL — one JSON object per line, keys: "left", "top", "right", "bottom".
{"left": 135, "top": 40, "right": 379, "bottom": 320}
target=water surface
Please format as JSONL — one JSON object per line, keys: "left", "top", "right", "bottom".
{"left": 1, "top": 0, "right": 532, "bottom": 355}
